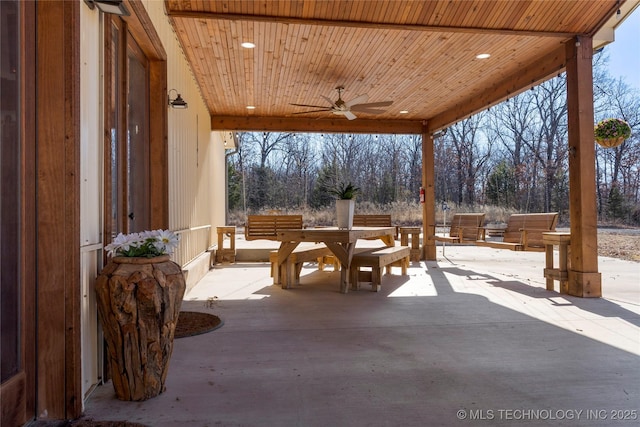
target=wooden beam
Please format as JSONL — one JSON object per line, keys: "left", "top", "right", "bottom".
{"left": 63, "top": 0, "right": 82, "bottom": 416}
{"left": 167, "top": 10, "right": 578, "bottom": 38}
{"left": 211, "top": 115, "right": 424, "bottom": 134}
{"left": 421, "top": 125, "right": 436, "bottom": 260}
{"left": 149, "top": 61, "right": 169, "bottom": 229}
{"left": 428, "top": 44, "right": 567, "bottom": 132}
{"left": 36, "top": 0, "right": 82, "bottom": 419}
{"left": 565, "top": 36, "right": 601, "bottom": 298}
{"left": 122, "top": 0, "right": 166, "bottom": 60}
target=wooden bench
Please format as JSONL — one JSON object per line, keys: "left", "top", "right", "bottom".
{"left": 431, "top": 213, "right": 486, "bottom": 244}
{"left": 245, "top": 215, "right": 303, "bottom": 241}
{"left": 353, "top": 214, "right": 392, "bottom": 227}
{"left": 476, "top": 212, "right": 559, "bottom": 251}
{"left": 269, "top": 244, "right": 337, "bottom": 287}
{"left": 353, "top": 214, "right": 397, "bottom": 239}
{"left": 349, "top": 246, "right": 410, "bottom": 291}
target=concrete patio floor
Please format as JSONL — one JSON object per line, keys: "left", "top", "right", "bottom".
{"left": 82, "top": 243, "right": 640, "bottom": 426}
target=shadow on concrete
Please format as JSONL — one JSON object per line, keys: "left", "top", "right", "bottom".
{"left": 438, "top": 264, "right": 640, "bottom": 328}
{"left": 83, "top": 260, "right": 640, "bottom": 427}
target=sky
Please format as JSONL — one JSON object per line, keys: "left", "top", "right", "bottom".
{"left": 606, "top": 8, "right": 640, "bottom": 89}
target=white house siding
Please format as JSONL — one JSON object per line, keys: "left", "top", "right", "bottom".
{"left": 79, "top": 5, "right": 103, "bottom": 400}
{"left": 78, "top": 1, "right": 227, "bottom": 404}
{"left": 143, "top": 0, "right": 227, "bottom": 268}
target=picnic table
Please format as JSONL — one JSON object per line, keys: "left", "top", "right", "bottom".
{"left": 275, "top": 227, "right": 396, "bottom": 293}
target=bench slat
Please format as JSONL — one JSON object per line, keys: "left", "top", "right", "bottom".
{"left": 353, "top": 214, "right": 392, "bottom": 227}
{"left": 353, "top": 214, "right": 397, "bottom": 239}
{"left": 477, "top": 212, "right": 558, "bottom": 251}
{"left": 245, "top": 215, "right": 303, "bottom": 240}
{"left": 432, "top": 213, "right": 485, "bottom": 244}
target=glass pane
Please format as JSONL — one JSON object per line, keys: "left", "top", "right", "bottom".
{"left": 127, "top": 44, "right": 150, "bottom": 232}
{"left": 110, "top": 22, "right": 121, "bottom": 237}
{"left": 0, "top": 0, "right": 20, "bottom": 382}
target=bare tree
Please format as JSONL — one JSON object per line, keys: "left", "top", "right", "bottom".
{"left": 528, "top": 75, "right": 569, "bottom": 212}
{"left": 485, "top": 93, "right": 538, "bottom": 210}
{"left": 443, "top": 114, "right": 491, "bottom": 206}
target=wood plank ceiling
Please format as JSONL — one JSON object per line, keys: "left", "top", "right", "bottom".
{"left": 165, "top": 0, "right": 619, "bottom": 134}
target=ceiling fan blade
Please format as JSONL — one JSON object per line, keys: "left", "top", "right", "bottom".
{"left": 292, "top": 109, "right": 332, "bottom": 114}
{"left": 344, "top": 94, "right": 369, "bottom": 108}
{"left": 344, "top": 111, "right": 357, "bottom": 120}
{"left": 320, "top": 95, "right": 338, "bottom": 108}
{"left": 290, "top": 103, "right": 331, "bottom": 109}
{"left": 348, "top": 108, "right": 387, "bottom": 114}
{"left": 351, "top": 101, "right": 393, "bottom": 109}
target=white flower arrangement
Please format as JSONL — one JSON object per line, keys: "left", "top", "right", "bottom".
{"left": 105, "top": 229, "right": 180, "bottom": 258}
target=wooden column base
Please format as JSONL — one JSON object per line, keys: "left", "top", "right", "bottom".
{"left": 424, "top": 241, "right": 436, "bottom": 261}
{"left": 567, "top": 270, "right": 602, "bottom": 297}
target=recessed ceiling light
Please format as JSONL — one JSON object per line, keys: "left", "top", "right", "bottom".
{"left": 476, "top": 53, "right": 491, "bottom": 59}
{"left": 241, "top": 42, "right": 255, "bottom": 49}
{"left": 246, "top": 105, "right": 256, "bottom": 110}
{"left": 400, "top": 110, "right": 409, "bottom": 114}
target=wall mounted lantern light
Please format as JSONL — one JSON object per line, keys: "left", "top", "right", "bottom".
{"left": 168, "top": 89, "right": 188, "bottom": 109}
{"left": 84, "top": 0, "right": 130, "bottom": 16}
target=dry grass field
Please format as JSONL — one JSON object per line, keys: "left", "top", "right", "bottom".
{"left": 597, "top": 229, "right": 640, "bottom": 262}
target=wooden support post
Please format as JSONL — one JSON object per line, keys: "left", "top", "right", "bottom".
{"left": 565, "top": 36, "right": 601, "bottom": 297}
{"left": 422, "top": 125, "right": 436, "bottom": 260}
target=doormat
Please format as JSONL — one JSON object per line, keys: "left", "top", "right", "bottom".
{"left": 175, "top": 311, "right": 223, "bottom": 338}
{"left": 28, "top": 419, "right": 148, "bottom": 427}
{"left": 69, "top": 420, "right": 148, "bottom": 427}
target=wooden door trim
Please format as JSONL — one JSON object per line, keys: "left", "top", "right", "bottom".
{"left": 103, "top": 4, "right": 169, "bottom": 242}
{"left": 35, "top": 0, "right": 82, "bottom": 419}
{"left": 0, "top": 1, "right": 37, "bottom": 425}
{"left": 21, "top": 0, "right": 37, "bottom": 421}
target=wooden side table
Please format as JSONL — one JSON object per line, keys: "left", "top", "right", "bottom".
{"left": 216, "top": 226, "right": 236, "bottom": 263}
{"left": 542, "top": 232, "right": 571, "bottom": 293}
{"left": 399, "top": 226, "right": 422, "bottom": 262}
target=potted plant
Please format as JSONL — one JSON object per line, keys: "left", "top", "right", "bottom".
{"left": 594, "top": 118, "right": 632, "bottom": 148}
{"left": 95, "top": 230, "right": 185, "bottom": 401}
{"left": 330, "top": 182, "right": 360, "bottom": 229}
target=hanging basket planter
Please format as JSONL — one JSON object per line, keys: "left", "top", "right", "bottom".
{"left": 594, "top": 118, "right": 631, "bottom": 149}
{"left": 595, "top": 136, "right": 625, "bottom": 148}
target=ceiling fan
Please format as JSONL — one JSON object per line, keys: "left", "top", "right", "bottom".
{"left": 291, "top": 86, "right": 393, "bottom": 120}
